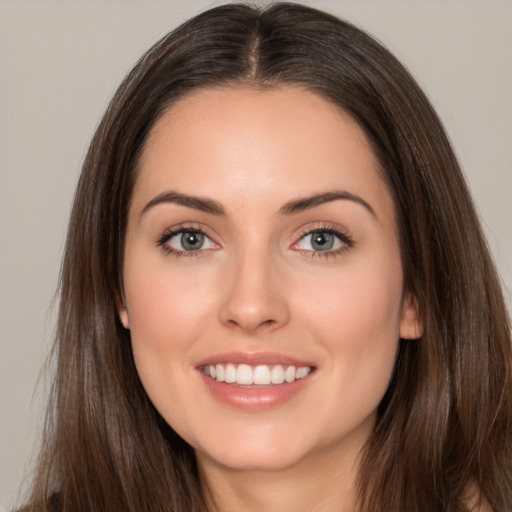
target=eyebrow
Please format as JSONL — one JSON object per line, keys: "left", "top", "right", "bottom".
{"left": 279, "top": 191, "right": 376, "bottom": 217}
{"left": 141, "top": 191, "right": 225, "bottom": 216}
{"left": 140, "top": 189, "right": 376, "bottom": 218}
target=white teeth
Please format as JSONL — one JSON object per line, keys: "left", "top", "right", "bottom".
{"left": 215, "top": 364, "right": 225, "bottom": 382}
{"left": 285, "top": 365, "right": 296, "bottom": 383}
{"left": 271, "top": 365, "right": 285, "bottom": 384}
{"left": 253, "top": 365, "right": 271, "bottom": 385}
{"left": 204, "top": 363, "right": 312, "bottom": 385}
{"left": 236, "top": 364, "right": 253, "bottom": 385}
{"left": 225, "top": 363, "right": 236, "bottom": 383}
{"left": 296, "top": 366, "right": 310, "bottom": 379}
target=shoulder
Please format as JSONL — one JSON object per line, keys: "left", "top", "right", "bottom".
{"left": 463, "top": 483, "right": 493, "bottom": 512}
{"left": 473, "top": 500, "right": 493, "bottom": 512}
{"left": 473, "top": 502, "right": 493, "bottom": 512}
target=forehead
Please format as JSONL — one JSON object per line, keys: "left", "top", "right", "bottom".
{"left": 133, "top": 86, "right": 393, "bottom": 219}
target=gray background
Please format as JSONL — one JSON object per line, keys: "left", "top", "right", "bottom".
{"left": 1, "top": 1, "right": 511, "bottom": 510}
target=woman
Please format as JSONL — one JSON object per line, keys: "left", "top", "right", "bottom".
{"left": 21, "top": 3, "right": 511, "bottom": 511}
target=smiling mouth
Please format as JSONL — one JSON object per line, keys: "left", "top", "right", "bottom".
{"left": 202, "top": 363, "right": 312, "bottom": 386}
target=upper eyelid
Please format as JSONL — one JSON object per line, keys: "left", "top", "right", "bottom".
{"left": 156, "top": 223, "right": 218, "bottom": 243}
{"left": 292, "top": 222, "right": 353, "bottom": 241}
{"left": 291, "top": 222, "right": 354, "bottom": 252}
{"left": 156, "top": 226, "right": 219, "bottom": 257}
{"left": 155, "top": 221, "right": 353, "bottom": 249}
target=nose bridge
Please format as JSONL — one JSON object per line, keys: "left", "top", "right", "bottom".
{"left": 219, "top": 240, "right": 289, "bottom": 333}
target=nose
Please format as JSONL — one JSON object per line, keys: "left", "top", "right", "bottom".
{"left": 219, "top": 249, "right": 290, "bottom": 334}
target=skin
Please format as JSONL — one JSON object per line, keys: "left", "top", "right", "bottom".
{"left": 120, "top": 86, "right": 422, "bottom": 511}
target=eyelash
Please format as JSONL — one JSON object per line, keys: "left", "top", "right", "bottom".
{"left": 292, "top": 224, "right": 354, "bottom": 259}
{"left": 156, "top": 224, "right": 217, "bottom": 258}
{"left": 156, "top": 223, "right": 354, "bottom": 259}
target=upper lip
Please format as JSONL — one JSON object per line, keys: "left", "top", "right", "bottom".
{"left": 196, "top": 351, "right": 315, "bottom": 368}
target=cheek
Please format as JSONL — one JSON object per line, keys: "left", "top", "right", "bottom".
{"left": 297, "top": 254, "right": 403, "bottom": 397}
{"left": 123, "top": 258, "right": 236, "bottom": 418}
{"left": 303, "top": 256, "right": 402, "bottom": 334}
{"left": 125, "top": 258, "right": 216, "bottom": 341}
{"left": 123, "top": 262, "right": 219, "bottom": 432}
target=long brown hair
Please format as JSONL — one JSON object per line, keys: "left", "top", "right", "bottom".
{"left": 22, "top": 3, "right": 512, "bottom": 511}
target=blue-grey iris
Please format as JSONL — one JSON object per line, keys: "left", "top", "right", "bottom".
{"left": 311, "top": 232, "right": 335, "bottom": 251}
{"left": 181, "top": 232, "right": 204, "bottom": 251}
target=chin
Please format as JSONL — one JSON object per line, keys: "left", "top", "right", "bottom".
{"left": 196, "top": 442, "right": 310, "bottom": 473}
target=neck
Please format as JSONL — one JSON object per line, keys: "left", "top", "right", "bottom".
{"left": 198, "top": 437, "right": 365, "bottom": 512}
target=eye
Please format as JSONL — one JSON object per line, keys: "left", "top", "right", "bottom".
{"left": 159, "top": 229, "right": 217, "bottom": 254}
{"left": 293, "top": 228, "right": 352, "bottom": 254}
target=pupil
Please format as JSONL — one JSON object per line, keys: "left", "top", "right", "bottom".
{"left": 311, "top": 232, "right": 334, "bottom": 251}
{"left": 181, "top": 232, "right": 204, "bottom": 251}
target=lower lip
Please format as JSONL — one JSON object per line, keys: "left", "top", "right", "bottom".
{"left": 199, "top": 371, "right": 313, "bottom": 412}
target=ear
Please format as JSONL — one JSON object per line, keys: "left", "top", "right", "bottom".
{"left": 399, "top": 291, "right": 422, "bottom": 340}
{"left": 118, "top": 303, "right": 130, "bottom": 329}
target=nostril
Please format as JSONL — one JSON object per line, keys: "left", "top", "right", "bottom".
{"left": 227, "top": 317, "right": 276, "bottom": 331}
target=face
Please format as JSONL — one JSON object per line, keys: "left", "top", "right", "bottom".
{"left": 120, "top": 86, "right": 421, "bottom": 474}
